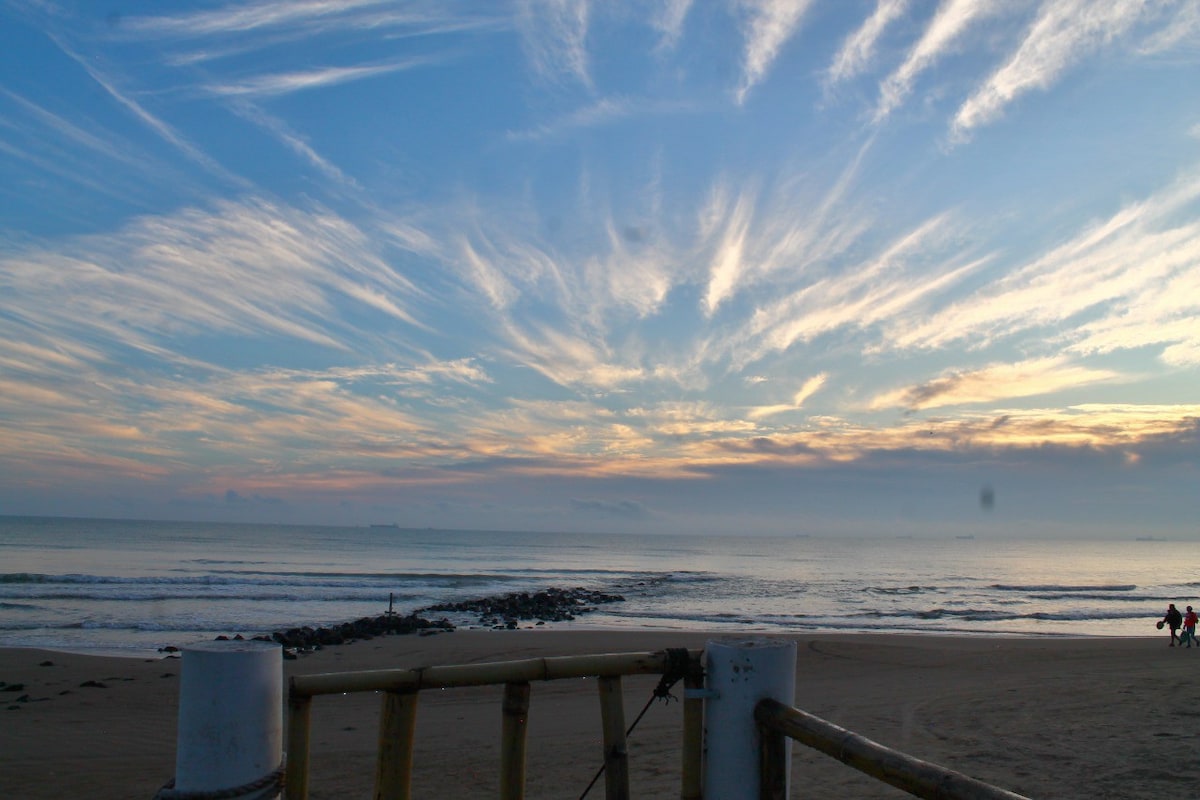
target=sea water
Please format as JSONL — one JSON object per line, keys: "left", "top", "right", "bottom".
{"left": 0, "top": 516, "right": 1188, "bottom": 655}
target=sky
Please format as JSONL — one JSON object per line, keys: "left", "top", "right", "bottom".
{"left": 1, "top": 0, "right": 1199, "bottom": 538}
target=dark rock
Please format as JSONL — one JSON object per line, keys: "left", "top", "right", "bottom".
{"left": 419, "top": 586, "right": 624, "bottom": 627}
{"left": 257, "top": 585, "right": 619, "bottom": 653}
{"left": 269, "top": 612, "right": 454, "bottom": 651}
{"left": 39, "top": 660, "right": 54, "bottom": 667}
{"left": 79, "top": 680, "right": 107, "bottom": 689}
{"left": 1, "top": 683, "right": 24, "bottom": 692}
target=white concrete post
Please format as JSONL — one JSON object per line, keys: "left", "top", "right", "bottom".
{"left": 703, "top": 637, "right": 796, "bottom": 799}
{"left": 175, "top": 640, "right": 283, "bottom": 799}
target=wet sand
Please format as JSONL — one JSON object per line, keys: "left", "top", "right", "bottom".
{"left": 0, "top": 630, "right": 1191, "bottom": 798}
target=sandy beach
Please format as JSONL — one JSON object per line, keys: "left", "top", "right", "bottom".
{"left": 1, "top": 630, "right": 1193, "bottom": 798}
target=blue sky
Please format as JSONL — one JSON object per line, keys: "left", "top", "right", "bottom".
{"left": 1, "top": 0, "right": 1198, "bottom": 537}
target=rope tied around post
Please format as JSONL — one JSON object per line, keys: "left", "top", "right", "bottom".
{"left": 152, "top": 758, "right": 285, "bottom": 800}
{"left": 578, "top": 647, "right": 701, "bottom": 800}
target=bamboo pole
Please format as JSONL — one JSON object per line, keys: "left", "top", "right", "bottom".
{"left": 374, "top": 689, "right": 419, "bottom": 800}
{"left": 500, "top": 682, "right": 531, "bottom": 800}
{"left": 754, "top": 699, "right": 1032, "bottom": 800}
{"left": 285, "top": 692, "right": 312, "bottom": 800}
{"left": 598, "top": 675, "right": 630, "bottom": 800}
{"left": 757, "top": 718, "right": 787, "bottom": 800}
{"left": 680, "top": 671, "right": 703, "bottom": 800}
{"left": 286, "top": 649, "right": 705, "bottom": 798}
{"left": 290, "top": 650, "right": 702, "bottom": 697}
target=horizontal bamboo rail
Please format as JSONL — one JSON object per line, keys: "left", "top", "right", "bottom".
{"left": 286, "top": 648, "right": 703, "bottom": 800}
{"left": 754, "top": 698, "right": 1032, "bottom": 800}
{"left": 291, "top": 650, "right": 693, "bottom": 696}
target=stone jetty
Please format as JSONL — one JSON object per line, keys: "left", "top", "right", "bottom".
{"left": 182, "top": 585, "right": 627, "bottom": 655}
{"left": 267, "top": 612, "right": 454, "bottom": 651}
{"left": 419, "top": 586, "right": 625, "bottom": 629}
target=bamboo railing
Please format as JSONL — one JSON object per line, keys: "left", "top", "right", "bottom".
{"left": 754, "top": 698, "right": 1032, "bottom": 800}
{"left": 285, "top": 649, "right": 704, "bottom": 800}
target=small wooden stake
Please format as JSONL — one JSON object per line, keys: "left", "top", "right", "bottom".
{"left": 598, "top": 675, "right": 630, "bottom": 800}
{"left": 374, "top": 689, "right": 418, "bottom": 800}
{"left": 500, "top": 681, "right": 531, "bottom": 800}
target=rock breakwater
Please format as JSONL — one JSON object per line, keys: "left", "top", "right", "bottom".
{"left": 185, "top": 585, "right": 628, "bottom": 656}
{"left": 420, "top": 586, "right": 625, "bottom": 629}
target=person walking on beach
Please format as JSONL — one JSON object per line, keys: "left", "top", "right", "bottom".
{"left": 1183, "top": 606, "right": 1198, "bottom": 648}
{"left": 1163, "top": 603, "right": 1184, "bottom": 646}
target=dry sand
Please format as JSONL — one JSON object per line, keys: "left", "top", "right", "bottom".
{"left": 1, "top": 630, "right": 1194, "bottom": 799}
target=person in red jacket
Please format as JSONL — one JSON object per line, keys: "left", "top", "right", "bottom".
{"left": 1183, "top": 606, "right": 1198, "bottom": 648}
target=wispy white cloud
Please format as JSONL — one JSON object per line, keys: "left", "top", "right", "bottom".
{"left": 225, "top": 101, "right": 358, "bottom": 187}
{"left": 653, "top": 0, "right": 695, "bottom": 51}
{"left": 889, "top": 168, "right": 1200, "bottom": 363}
{"left": 142, "top": 4, "right": 504, "bottom": 66}
{"left": 697, "top": 135, "right": 884, "bottom": 321}
{"left": 46, "top": 33, "right": 248, "bottom": 189}
{"left": 867, "top": 357, "right": 1121, "bottom": 412}
{"left": 203, "top": 59, "right": 430, "bottom": 98}
{"left": 735, "top": 0, "right": 816, "bottom": 104}
{"left": 702, "top": 183, "right": 756, "bottom": 314}
{"left": 874, "top": 0, "right": 1004, "bottom": 124}
{"left": 517, "top": 0, "right": 592, "bottom": 87}
{"left": 439, "top": 206, "right": 687, "bottom": 393}
{"left": 120, "top": 0, "right": 395, "bottom": 37}
{"left": 827, "top": 0, "right": 911, "bottom": 86}
{"left": 747, "top": 372, "right": 827, "bottom": 419}
{"left": 0, "top": 198, "right": 426, "bottom": 356}
{"left": 726, "top": 212, "right": 983, "bottom": 367}
{"left": 1, "top": 88, "right": 142, "bottom": 169}
{"left": 1138, "top": 0, "right": 1200, "bottom": 54}
{"left": 951, "top": 0, "right": 1161, "bottom": 142}
{"left": 506, "top": 96, "right": 634, "bottom": 141}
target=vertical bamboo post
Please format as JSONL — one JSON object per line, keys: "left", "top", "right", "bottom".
{"left": 758, "top": 717, "right": 788, "bottom": 800}
{"left": 680, "top": 670, "right": 704, "bottom": 800}
{"left": 500, "top": 681, "right": 531, "bottom": 800}
{"left": 598, "top": 675, "right": 630, "bottom": 800}
{"left": 374, "top": 689, "right": 419, "bottom": 800}
{"left": 286, "top": 692, "right": 313, "bottom": 800}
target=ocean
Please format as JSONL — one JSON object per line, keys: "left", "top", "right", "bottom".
{"left": 0, "top": 516, "right": 1187, "bottom": 656}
